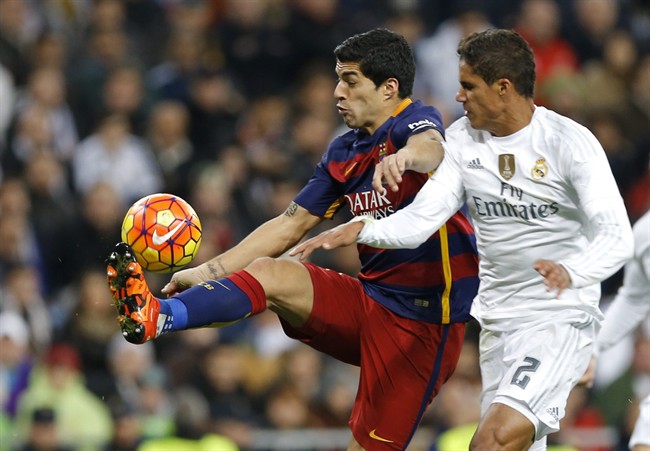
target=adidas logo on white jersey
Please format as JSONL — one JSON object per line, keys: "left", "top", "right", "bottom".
{"left": 467, "top": 158, "right": 484, "bottom": 169}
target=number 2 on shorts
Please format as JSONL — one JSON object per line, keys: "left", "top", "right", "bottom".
{"left": 511, "top": 356, "right": 541, "bottom": 389}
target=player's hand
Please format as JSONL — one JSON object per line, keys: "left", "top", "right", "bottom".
{"left": 290, "top": 221, "right": 365, "bottom": 260}
{"left": 372, "top": 153, "right": 412, "bottom": 193}
{"left": 577, "top": 356, "right": 597, "bottom": 388}
{"left": 533, "top": 259, "right": 571, "bottom": 296}
{"left": 162, "top": 266, "right": 206, "bottom": 297}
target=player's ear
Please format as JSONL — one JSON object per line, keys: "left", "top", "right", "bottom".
{"left": 383, "top": 78, "right": 399, "bottom": 98}
{"left": 497, "top": 78, "right": 511, "bottom": 97}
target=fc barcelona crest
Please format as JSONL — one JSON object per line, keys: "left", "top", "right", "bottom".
{"left": 378, "top": 142, "right": 388, "bottom": 161}
{"left": 499, "top": 154, "right": 515, "bottom": 180}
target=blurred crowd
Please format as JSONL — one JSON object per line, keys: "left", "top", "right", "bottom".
{"left": 0, "top": 0, "right": 648, "bottom": 450}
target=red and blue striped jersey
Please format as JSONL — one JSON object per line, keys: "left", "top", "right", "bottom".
{"left": 294, "top": 99, "right": 479, "bottom": 324}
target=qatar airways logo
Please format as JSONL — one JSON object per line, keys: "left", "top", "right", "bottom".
{"left": 345, "top": 190, "right": 395, "bottom": 218}
{"left": 472, "top": 182, "right": 559, "bottom": 220}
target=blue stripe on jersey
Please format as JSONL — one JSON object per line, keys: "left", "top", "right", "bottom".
{"left": 362, "top": 277, "right": 478, "bottom": 323}
{"left": 358, "top": 231, "right": 476, "bottom": 269}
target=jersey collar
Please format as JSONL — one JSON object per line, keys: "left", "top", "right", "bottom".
{"left": 391, "top": 98, "right": 412, "bottom": 117}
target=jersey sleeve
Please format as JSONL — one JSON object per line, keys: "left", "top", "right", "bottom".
{"left": 597, "top": 212, "right": 650, "bottom": 352}
{"left": 357, "top": 141, "right": 465, "bottom": 248}
{"left": 389, "top": 103, "right": 444, "bottom": 151}
{"left": 558, "top": 125, "right": 634, "bottom": 288}
{"left": 293, "top": 157, "right": 345, "bottom": 219}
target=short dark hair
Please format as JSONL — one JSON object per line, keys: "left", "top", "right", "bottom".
{"left": 457, "top": 29, "right": 536, "bottom": 98}
{"left": 334, "top": 28, "right": 415, "bottom": 99}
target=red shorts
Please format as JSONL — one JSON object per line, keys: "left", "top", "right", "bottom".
{"left": 280, "top": 263, "right": 465, "bottom": 450}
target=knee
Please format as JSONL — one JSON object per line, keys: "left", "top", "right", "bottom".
{"left": 245, "top": 257, "right": 303, "bottom": 288}
{"left": 245, "top": 256, "right": 277, "bottom": 276}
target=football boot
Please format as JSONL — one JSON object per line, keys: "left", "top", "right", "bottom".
{"left": 106, "top": 242, "right": 161, "bottom": 344}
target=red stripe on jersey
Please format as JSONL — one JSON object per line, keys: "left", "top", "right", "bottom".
{"left": 445, "top": 213, "right": 475, "bottom": 235}
{"left": 359, "top": 253, "right": 479, "bottom": 287}
{"left": 328, "top": 153, "right": 375, "bottom": 182}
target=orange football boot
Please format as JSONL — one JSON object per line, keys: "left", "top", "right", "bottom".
{"left": 106, "top": 242, "right": 161, "bottom": 344}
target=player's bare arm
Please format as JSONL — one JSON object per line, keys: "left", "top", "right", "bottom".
{"left": 290, "top": 220, "right": 365, "bottom": 261}
{"left": 163, "top": 202, "right": 323, "bottom": 295}
{"left": 533, "top": 259, "right": 572, "bottom": 296}
{"left": 373, "top": 128, "right": 444, "bottom": 193}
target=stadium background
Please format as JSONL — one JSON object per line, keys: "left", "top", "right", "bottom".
{"left": 0, "top": 0, "right": 648, "bottom": 449}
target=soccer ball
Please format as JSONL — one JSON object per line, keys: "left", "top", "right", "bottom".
{"left": 121, "top": 193, "right": 202, "bottom": 273}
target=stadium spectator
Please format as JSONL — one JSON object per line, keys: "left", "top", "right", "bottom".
{"left": 581, "top": 29, "right": 639, "bottom": 116}
{"left": 71, "top": 114, "right": 163, "bottom": 205}
{"left": 287, "top": 112, "right": 340, "bottom": 185}
{"left": 0, "top": 179, "right": 43, "bottom": 284}
{"left": 17, "top": 407, "right": 73, "bottom": 451}
{"left": 513, "top": 0, "right": 580, "bottom": 106}
{"left": 15, "top": 66, "right": 78, "bottom": 163}
{"left": 197, "top": 343, "right": 261, "bottom": 448}
{"left": 587, "top": 111, "right": 641, "bottom": 199}
{"left": 0, "top": 62, "right": 15, "bottom": 164}
{"left": 145, "top": 100, "right": 195, "bottom": 200}
{"left": 135, "top": 365, "right": 176, "bottom": 440}
{"left": 23, "top": 151, "right": 78, "bottom": 294}
{"left": 235, "top": 95, "right": 292, "bottom": 181}
{"left": 13, "top": 343, "right": 114, "bottom": 450}
{"left": 1, "top": 263, "right": 52, "bottom": 353}
{"left": 0, "top": 311, "right": 34, "bottom": 421}
{"left": 29, "top": 31, "right": 68, "bottom": 72}
{"left": 6, "top": 106, "right": 56, "bottom": 177}
{"left": 263, "top": 383, "right": 316, "bottom": 430}
{"left": 95, "top": 64, "right": 155, "bottom": 137}
{"left": 184, "top": 164, "right": 245, "bottom": 268}
{"left": 67, "top": 27, "right": 133, "bottom": 137}
{"left": 286, "top": 0, "right": 359, "bottom": 81}
{"left": 0, "top": 0, "right": 42, "bottom": 86}
{"left": 61, "top": 269, "right": 124, "bottom": 400}
{"left": 154, "top": 327, "right": 220, "bottom": 390}
{"left": 413, "top": 1, "right": 492, "bottom": 124}
{"left": 185, "top": 67, "right": 245, "bottom": 161}
{"left": 102, "top": 401, "right": 144, "bottom": 451}
{"left": 162, "top": 0, "right": 214, "bottom": 36}
{"left": 147, "top": 28, "right": 207, "bottom": 105}
{"left": 291, "top": 62, "right": 340, "bottom": 121}
{"left": 214, "top": 0, "right": 295, "bottom": 100}
{"left": 68, "top": 181, "right": 124, "bottom": 270}
{"left": 562, "top": 0, "right": 627, "bottom": 65}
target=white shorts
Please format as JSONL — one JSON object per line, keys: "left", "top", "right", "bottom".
{"left": 479, "top": 313, "right": 597, "bottom": 440}
{"left": 630, "top": 395, "right": 650, "bottom": 448}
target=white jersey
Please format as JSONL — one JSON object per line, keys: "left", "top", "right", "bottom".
{"left": 358, "top": 106, "right": 633, "bottom": 332}
{"left": 597, "top": 210, "right": 650, "bottom": 352}
{"left": 599, "top": 211, "right": 650, "bottom": 448}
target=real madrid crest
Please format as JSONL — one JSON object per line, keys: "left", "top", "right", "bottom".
{"left": 531, "top": 158, "right": 548, "bottom": 180}
{"left": 498, "top": 154, "right": 515, "bottom": 180}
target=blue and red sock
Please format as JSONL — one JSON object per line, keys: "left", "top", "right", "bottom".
{"left": 158, "top": 271, "right": 267, "bottom": 331}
